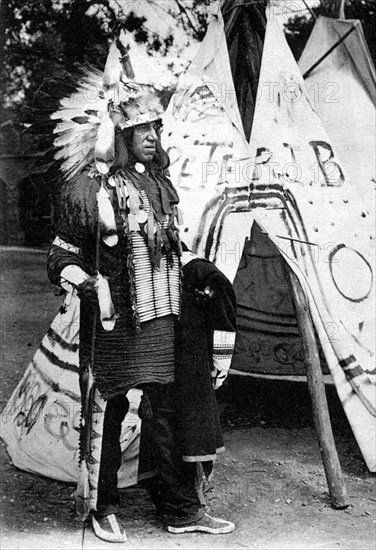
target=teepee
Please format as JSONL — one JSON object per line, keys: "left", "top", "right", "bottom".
{"left": 162, "top": 7, "right": 376, "bottom": 478}
{"left": 0, "top": 294, "right": 142, "bottom": 488}
{"left": 299, "top": 15, "right": 376, "bottom": 213}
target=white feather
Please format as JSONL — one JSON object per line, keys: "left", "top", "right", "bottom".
{"left": 50, "top": 69, "right": 106, "bottom": 180}
{"left": 103, "top": 41, "right": 122, "bottom": 91}
{"left": 97, "top": 186, "right": 118, "bottom": 247}
{"left": 95, "top": 273, "right": 116, "bottom": 331}
{"left": 94, "top": 111, "right": 115, "bottom": 175}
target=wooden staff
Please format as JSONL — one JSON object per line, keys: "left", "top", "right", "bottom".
{"left": 288, "top": 269, "right": 349, "bottom": 509}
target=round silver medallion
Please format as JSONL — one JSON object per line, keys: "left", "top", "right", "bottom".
{"left": 137, "top": 210, "right": 148, "bottom": 224}
{"left": 135, "top": 162, "right": 146, "bottom": 174}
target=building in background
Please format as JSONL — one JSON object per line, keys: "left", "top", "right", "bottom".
{"left": 0, "top": 121, "right": 56, "bottom": 246}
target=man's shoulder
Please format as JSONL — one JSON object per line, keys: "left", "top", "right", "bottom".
{"left": 63, "top": 166, "right": 101, "bottom": 207}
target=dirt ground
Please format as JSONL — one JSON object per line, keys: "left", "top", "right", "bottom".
{"left": 0, "top": 248, "right": 375, "bottom": 550}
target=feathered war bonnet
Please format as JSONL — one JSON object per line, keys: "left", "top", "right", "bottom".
{"left": 50, "top": 31, "right": 165, "bottom": 247}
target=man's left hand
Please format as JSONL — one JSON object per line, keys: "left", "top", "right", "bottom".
{"left": 194, "top": 285, "right": 215, "bottom": 305}
{"left": 211, "top": 367, "right": 229, "bottom": 390}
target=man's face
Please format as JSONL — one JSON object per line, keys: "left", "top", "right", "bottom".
{"left": 131, "top": 121, "right": 159, "bottom": 163}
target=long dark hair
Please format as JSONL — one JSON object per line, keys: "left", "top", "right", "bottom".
{"left": 111, "top": 123, "right": 170, "bottom": 173}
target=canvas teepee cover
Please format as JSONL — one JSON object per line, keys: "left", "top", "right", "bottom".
{"left": 162, "top": 12, "right": 376, "bottom": 471}
{"left": 299, "top": 16, "right": 376, "bottom": 211}
{"left": 0, "top": 294, "right": 141, "bottom": 488}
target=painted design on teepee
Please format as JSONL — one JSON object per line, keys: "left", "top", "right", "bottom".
{"left": 299, "top": 16, "right": 376, "bottom": 214}
{"left": 0, "top": 294, "right": 141, "bottom": 493}
{"left": 244, "top": 16, "right": 375, "bottom": 410}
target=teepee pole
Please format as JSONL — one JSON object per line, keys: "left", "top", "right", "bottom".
{"left": 302, "top": 24, "right": 356, "bottom": 79}
{"left": 288, "top": 270, "right": 350, "bottom": 509}
{"left": 302, "top": 0, "right": 317, "bottom": 20}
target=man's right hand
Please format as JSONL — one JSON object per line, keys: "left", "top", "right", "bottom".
{"left": 77, "top": 276, "right": 98, "bottom": 305}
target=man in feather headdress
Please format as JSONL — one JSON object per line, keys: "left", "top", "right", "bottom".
{"left": 47, "top": 35, "right": 236, "bottom": 543}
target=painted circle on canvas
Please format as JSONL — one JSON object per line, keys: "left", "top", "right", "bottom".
{"left": 329, "top": 244, "right": 373, "bottom": 302}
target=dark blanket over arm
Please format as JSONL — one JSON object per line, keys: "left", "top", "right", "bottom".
{"left": 174, "top": 258, "right": 237, "bottom": 462}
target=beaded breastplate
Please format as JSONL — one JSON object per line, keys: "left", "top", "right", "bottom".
{"left": 131, "top": 190, "right": 180, "bottom": 323}
{"left": 110, "top": 170, "right": 181, "bottom": 327}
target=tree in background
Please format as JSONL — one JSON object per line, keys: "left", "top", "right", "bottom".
{"left": 2, "top": 0, "right": 376, "bottom": 129}
{"left": 2, "top": 1, "right": 108, "bottom": 127}
{"left": 1, "top": 1, "right": 177, "bottom": 130}
{"left": 0, "top": 0, "right": 202, "bottom": 133}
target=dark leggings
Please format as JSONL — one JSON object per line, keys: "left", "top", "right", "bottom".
{"left": 96, "top": 384, "right": 204, "bottom": 526}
